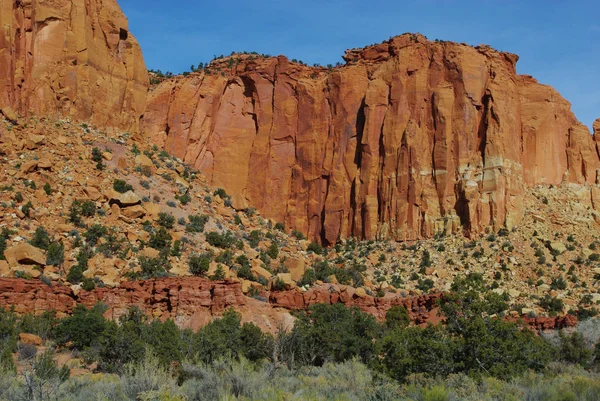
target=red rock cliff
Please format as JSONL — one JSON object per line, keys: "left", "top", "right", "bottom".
{"left": 143, "top": 34, "right": 600, "bottom": 243}
{"left": 0, "top": 278, "right": 576, "bottom": 332}
{"left": 0, "top": 0, "right": 148, "bottom": 131}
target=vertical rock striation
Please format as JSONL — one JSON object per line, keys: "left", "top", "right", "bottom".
{"left": 0, "top": 0, "right": 148, "bottom": 131}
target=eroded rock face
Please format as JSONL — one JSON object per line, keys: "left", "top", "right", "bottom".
{"left": 0, "top": 278, "right": 576, "bottom": 333}
{"left": 143, "top": 34, "right": 599, "bottom": 243}
{"left": 0, "top": 0, "right": 148, "bottom": 131}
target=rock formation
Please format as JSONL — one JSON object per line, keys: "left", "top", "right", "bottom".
{"left": 143, "top": 34, "right": 600, "bottom": 243}
{"left": 0, "top": 278, "right": 576, "bottom": 332}
{"left": 0, "top": 0, "right": 148, "bottom": 131}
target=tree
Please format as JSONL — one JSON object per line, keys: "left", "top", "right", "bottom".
{"left": 379, "top": 325, "right": 456, "bottom": 381}
{"left": 385, "top": 306, "right": 410, "bottom": 330}
{"left": 54, "top": 304, "right": 108, "bottom": 350}
{"left": 291, "top": 303, "right": 380, "bottom": 367}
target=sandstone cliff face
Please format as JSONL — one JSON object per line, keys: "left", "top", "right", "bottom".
{"left": 143, "top": 34, "right": 600, "bottom": 243}
{"left": 0, "top": 0, "right": 148, "bottom": 131}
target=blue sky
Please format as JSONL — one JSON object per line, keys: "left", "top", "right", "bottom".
{"left": 120, "top": 0, "right": 599, "bottom": 128}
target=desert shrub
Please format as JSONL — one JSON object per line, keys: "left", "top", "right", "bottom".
{"left": 385, "top": 305, "right": 410, "bottom": 330}
{"left": 43, "top": 182, "right": 52, "bottom": 196}
{"left": 30, "top": 226, "right": 51, "bottom": 250}
{"left": 237, "top": 265, "right": 255, "bottom": 281}
{"left": 176, "top": 192, "right": 191, "bottom": 205}
{"left": 540, "top": 295, "right": 564, "bottom": 315}
{"left": 210, "top": 265, "right": 226, "bottom": 281}
{"left": 113, "top": 179, "right": 133, "bottom": 194}
{"left": 248, "top": 230, "right": 261, "bottom": 248}
{"left": 121, "top": 351, "right": 178, "bottom": 400}
{"left": 83, "top": 224, "right": 107, "bottom": 246}
{"left": 45, "top": 242, "right": 64, "bottom": 266}
{"left": 205, "top": 231, "right": 235, "bottom": 249}
{"left": 213, "top": 188, "right": 229, "bottom": 200}
{"left": 291, "top": 230, "right": 305, "bottom": 240}
{"left": 189, "top": 253, "right": 212, "bottom": 276}
{"left": 170, "top": 239, "right": 182, "bottom": 257}
{"left": 80, "top": 200, "right": 96, "bottom": 217}
{"left": 22, "top": 201, "right": 33, "bottom": 217}
{"left": 307, "top": 242, "right": 323, "bottom": 255}
{"left": 148, "top": 227, "right": 172, "bottom": 252}
{"left": 186, "top": 214, "right": 209, "bottom": 233}
{"left": 559, "top": 331, "right": 593, "bottom": 367}
{"left": 157, "top": 212, "right": 175, "bottom": 229}
{"left": 139, "top": 256, "right": 168, "bottom": 279}
{"left": 267, "top": 242, "right": 279, "bottom": 259}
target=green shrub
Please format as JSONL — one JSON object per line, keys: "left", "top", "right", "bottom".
{"left": 210, "top": 265, "right": 226, "bottom": 281}
{"left": 80, "top": 200, "right": 96, "bottom": 217}
{"left": 206, "top": 231, "right": 236, "bottom": 248}
{"left": 267, "top": 242, "right": 279, "bottom": 259}
{"left": 113, "top": 179, "right": 133, "bottom": 194}
{"left": 157, "top": 212, "right": 175, "bottom": 229}
{"left": 186, "top": 214, "right": 209, "bottom": 233}
{"left": 55, "top": 304, "right": 108, "bottom": 349}
{"left": 30, "top": 227, "right": 51, "bottom": 250}
{"left": 213, "top": 188, "right": 229, "bottom": 199}
{"left": 92, "top": 147, "right": 104, "bottom": 170}
{"left": 559, "top": 331, "right": 593, "bottom": 367}
{"left": 290, "top": 303, "right": 380, "bottom": 367}
{"left": 291, "top": 230, "right": 305, "bottom": 240}
{"left": 149, "top": 227, "right": 172, "bottom": 252}
{"left": 248, "top": 230, "right": 261, "bottom": 248}
{"left": 83, "top": 224, "right": 107, "bottom": 246}
{"left": 539, "top": 295, "right": 564, "bottom": 315}
{"left": 189, "top": 253, "right": 212, "bottom": 276}
{"left": 385, "top": 306, "right": 410, "bottom": 330}
{"left": 307, "top": 242, "right": 323, "bottom": 255}
{"left": 45, "top": 242, "right": 64, "bottom": 266}
{"left": 139, "top": 256, "right": 168, "bottom": 278}
{"left": 21, "top": 201, "right": 33, "bottom": 217}
{"left": 237, "top": 265, "right": 255, "bottom": 281}
{"left": 176, "top": 192, "right": 191, "bottom": 205}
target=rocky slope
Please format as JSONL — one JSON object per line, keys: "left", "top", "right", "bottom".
{"left": 0, "top": 0, "right": 148, "bottom": 131}
{"left": 0, "top": 116, "right": 598, "bottom": 327}
{"left": 143, "top": 34, "right": 600, "bottom": 244}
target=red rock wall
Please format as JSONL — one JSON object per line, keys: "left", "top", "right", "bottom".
{"left": 0, "top": 0, "right": 148, "bottom": 131}
{"left": 143, "top": 35, "right": 599, "bottom": 243}
{"left": 0, "top": 278, "right": 576, "bottom": 332}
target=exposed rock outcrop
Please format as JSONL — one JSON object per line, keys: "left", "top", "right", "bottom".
{"left": 143, "top": 34, "right": 600, "bottom": 243}
{"left": 0, "top": 0, "right": 148, "bottom": 131}
{"left": 0, "top": 278, "right": 576, "bottom": 332}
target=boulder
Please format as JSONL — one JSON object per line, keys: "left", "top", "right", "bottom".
{"left": 4, "top": 243, "right": 46, "bottom": 267}
{"left": 19, "top": 333, "right": 43, "bottom": 346}
{"left": 121, "top": 205, "right": 146, "bottom": 219}
{"left": 118, "top": 191, "right": 141, "bottom": 206}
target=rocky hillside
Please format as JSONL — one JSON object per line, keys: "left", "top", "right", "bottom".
{"left": 0, "top": 116, "right": 598, "bottom": 328}
{"left": 142, "top": 34, "right": 600, "bottom": 244}
{"left": 0, "top": 0, "right": 148, "bottom": 131}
